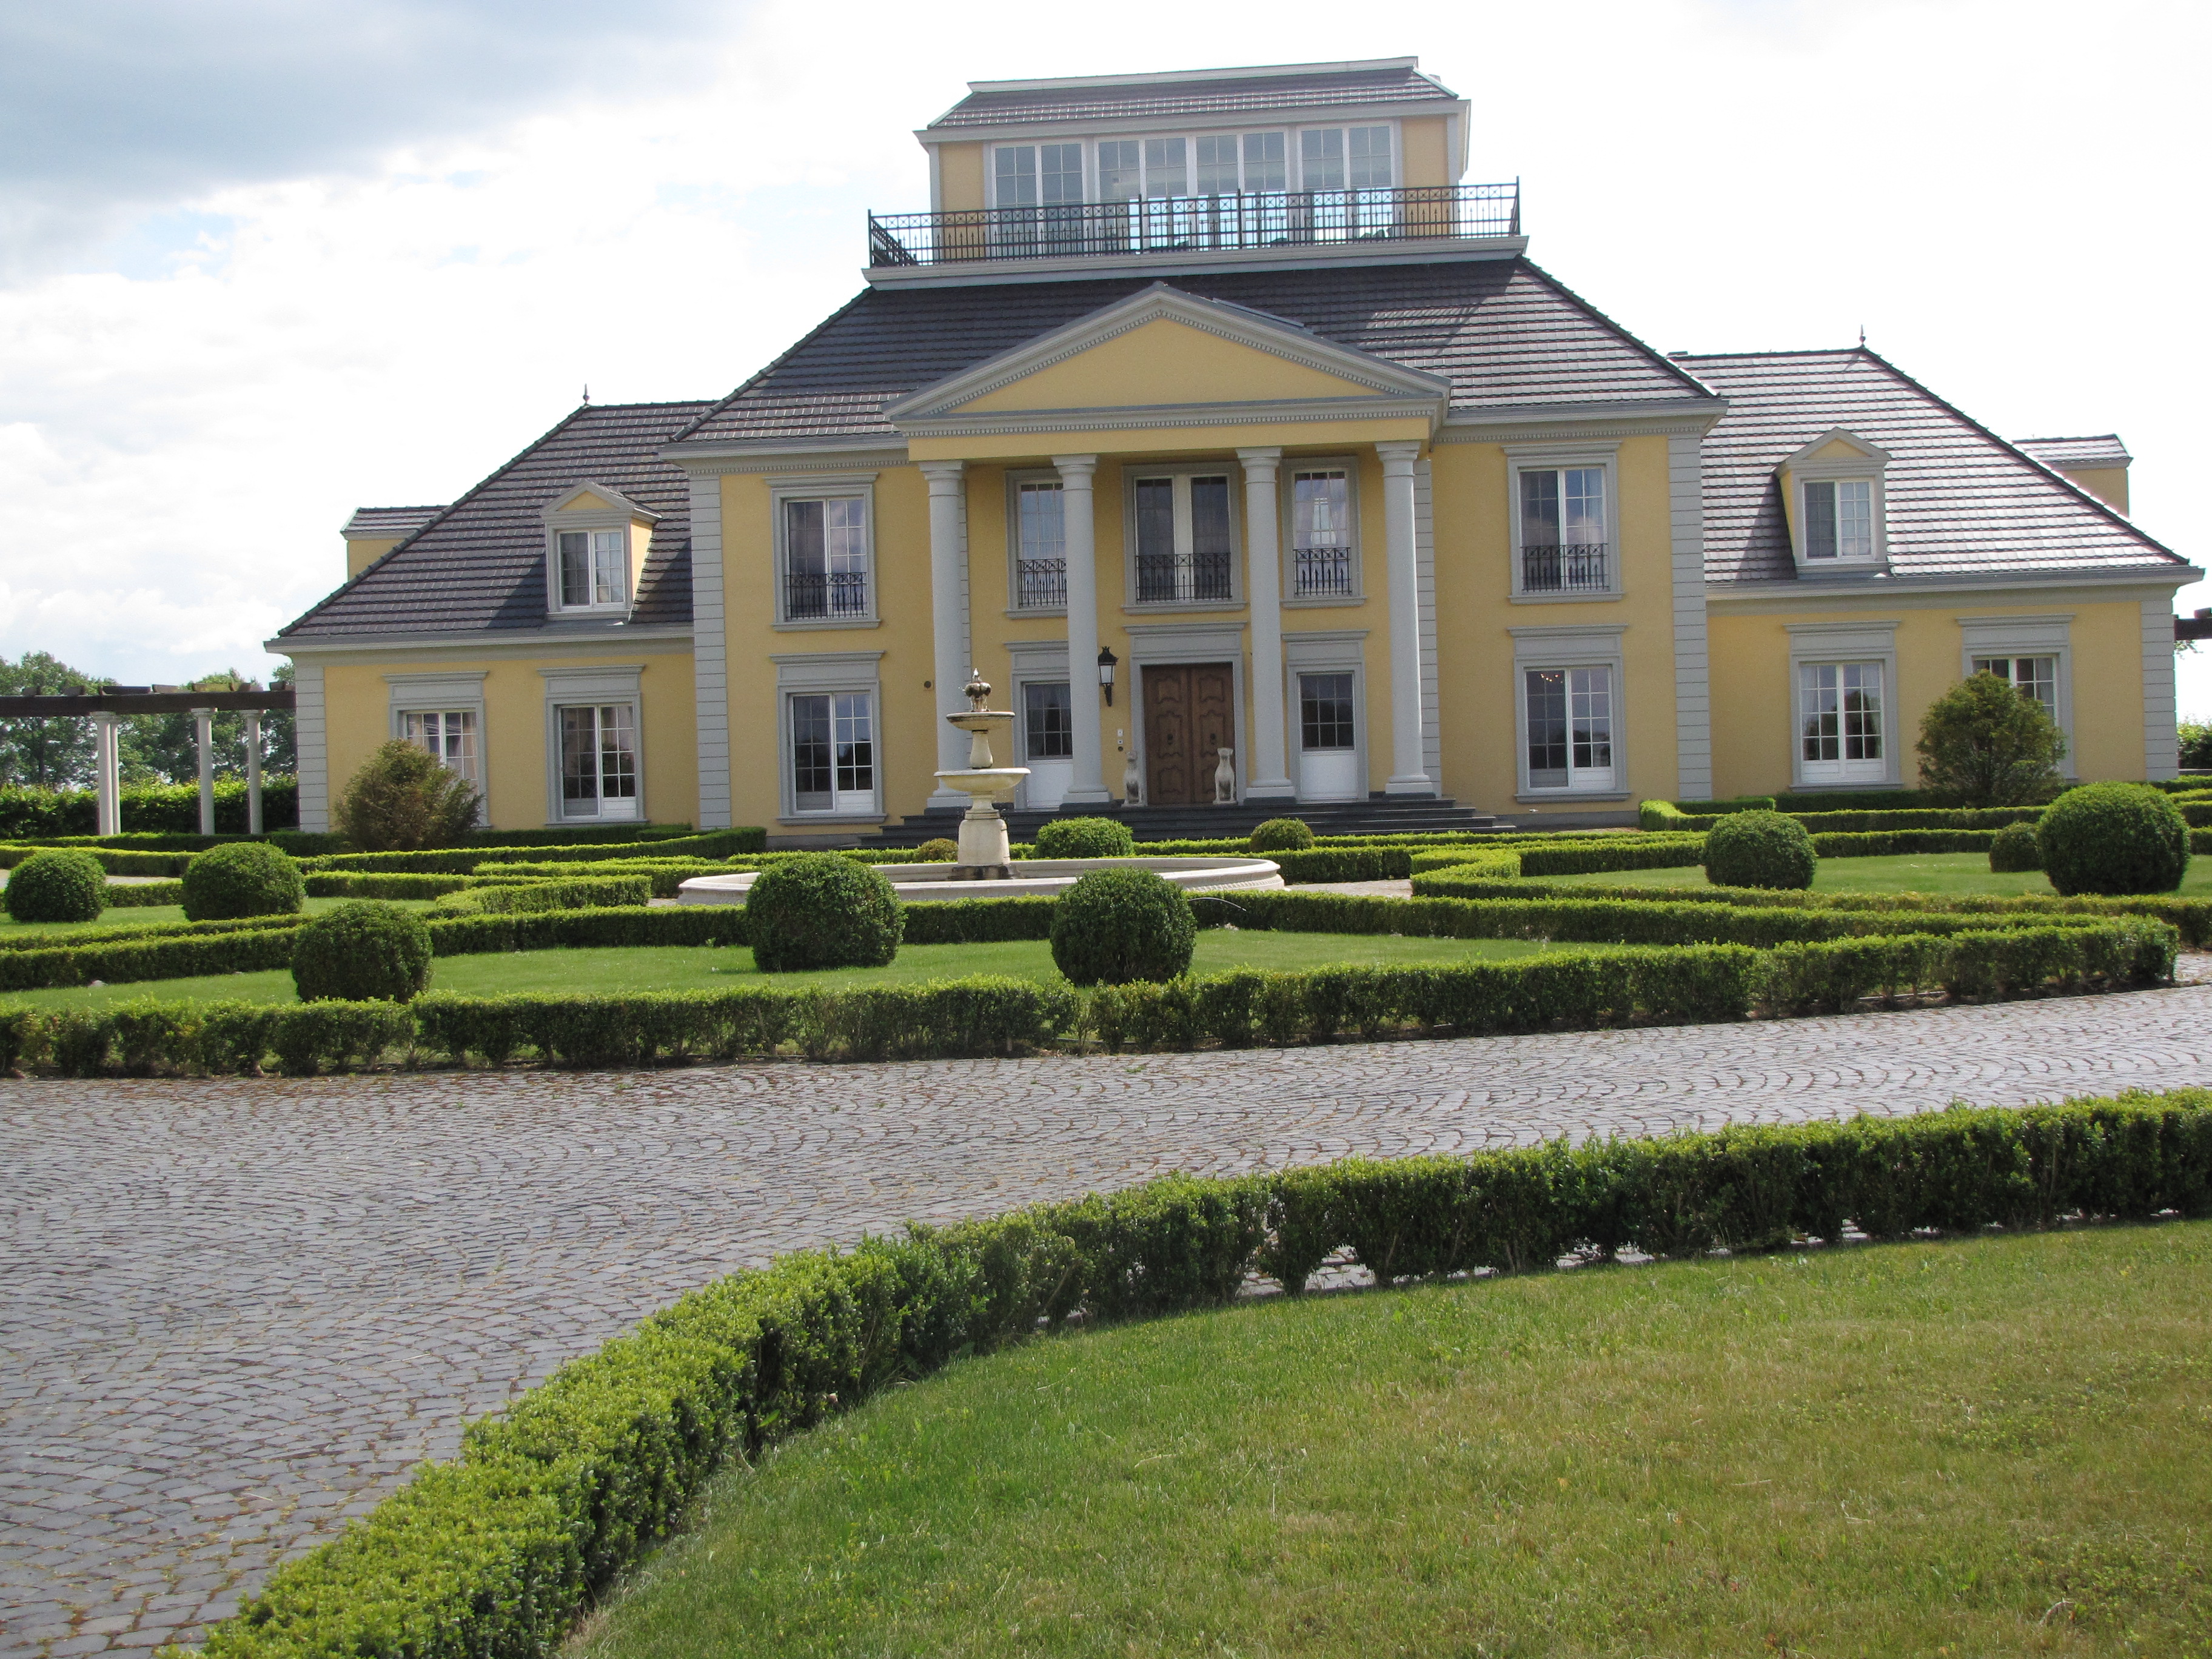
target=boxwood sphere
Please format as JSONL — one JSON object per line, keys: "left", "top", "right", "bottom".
{"left": 1033, "top": 816, "right": 1136, "bottom": 859}
{"left": 747, "top": 853, "right": 904, "bottom": 971}
{"left": 3, "top": 848, "right": 107, "bottom": 923}
{"left": 1987, "top": 820, "right": 2044, "bottom": 874}
{"left": 1702, "top": 809, "right": 1817, "bottom": 891}
{"left": 1248, "top": 817, "right": 1315, "bottom": 853}
{"left": 2036, "top": 782, "right": 2189, "bottom": 896}
{"left": 182, "top": 841, "right": 306, "bottom": 921}
{"left": 1049, "top": 867, "right": 1196, "bottom": 986}
{"left": 290, "top": 900, "right": 433, "bottom": 1003}
{"left": 915, "top": 837, "right": 959, "bottom": 862}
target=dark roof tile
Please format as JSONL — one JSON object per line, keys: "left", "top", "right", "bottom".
{"left": 341, "top": 505, "right": 446, "bottom": 539}
{"left": 929, "top": 63, "right": 1455, "bottom": 129}
{"left": 2015, "top": 434, "right": 2131, "bottom": 469}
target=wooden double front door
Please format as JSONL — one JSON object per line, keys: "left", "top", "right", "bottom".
{"left": 1141, "top": 662, "right": 1234, "bottom": 805}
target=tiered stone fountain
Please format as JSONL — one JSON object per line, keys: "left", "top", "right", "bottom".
{"left": 934, "top": 671, "right": 1027, "bottom": 879}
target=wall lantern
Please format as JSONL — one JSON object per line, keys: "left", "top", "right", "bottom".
{"left": 1098, "top": 646, "right": 1119, "bottom": 706}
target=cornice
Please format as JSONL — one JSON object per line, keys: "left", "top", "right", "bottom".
{"left": 894, "top": 394, "right": 1443, "bottom": 441}
{"left": 1706, "top": 565, "right": 2202, "bottom": 609}
{"left": 863, "top": 235, "right": 1525, "bottom": 289}
{"left": 659, "top": 443, "right": 911, "bottom": 475}
{"left": 270, "top": 624, "right": 695, "bottom": 658}
{"left": 1436, "top": 395, "right": 1724, "bottom": 442}
{"left": 915, "top": 95, "right": 1466, "bottom": 149}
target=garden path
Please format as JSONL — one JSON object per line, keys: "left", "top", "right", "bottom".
{"left": 5, "top": 980, "right": 2212, "bottom": 1657}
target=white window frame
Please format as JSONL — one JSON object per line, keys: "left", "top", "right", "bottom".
{"left": 1282, "top": 629, "right": 1369, "bottom": 805}
{"left": 773, "top": 651, "right": 886, "bottom": 823}
{"left": 1510, "top": 626, "right": 1628, "bottom": 800}
{"left": 1281, "top": 456, "right": 1363, "bottom": 605}
{"left": 538, "top": 665, "right": 645, "bottom": 825}
{"left": 1961, "top": 614, "right": 2076, "bottom": 777}
{"left": 1786, "top": 623, "right": 1900, "bottom": 789}
{"left": 540, "top": 485, "right": 653, "bottom": 618}
{"left": 1123, "top": 464, "right": 1244, "bottom": 610}
{"left": 770, "top": 475, "right": 878, "bottom": 630}
{"left": 1504, "top": 443, "right": 1621, "bottom": 602}
{"left": 982, "top": 124, "right": 1401, "bottom": 207}
{"left": 1784, "top": 437, "right": 1891, "bottom": 573}
{"left": 1006, "top": 639, "right": 1074, "bottom": 812}
{"left": 1005, "top": 469, "right": 1068, "bottom": 614}
{"left": 386, "top": 671, "right": 487, "bottom": 819}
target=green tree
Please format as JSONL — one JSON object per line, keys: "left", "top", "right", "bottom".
{"left": 334, "top": 739, "right": 481, "bottom": 851}
{"left": 121, "top": 668, "right": 295, "bottom": 784}
{"left": 0, "top": 651, "right": 101, "bottom": 788}
{"left": 1915, "top": 671, "right": 2067, "bottom": 806}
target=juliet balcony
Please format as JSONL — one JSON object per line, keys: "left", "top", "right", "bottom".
{"left": 866, "top": 181, "right": 1521, "bottom": 273}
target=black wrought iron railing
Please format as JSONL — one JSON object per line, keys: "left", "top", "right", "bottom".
{"left": 1136, "top": 551, "right": 1234, "bottom": 604}
{"left": 1292, "top": 547, "right": 1355, "bottom": 598}
{"left": 1016, "top": 557, "right": 1067, "bottom": 609}
{"left": 785, "top": 569, "right": 870, "bottom": 619}
{"left": 868, "top": 181, "right": 1521, "bottom": 269}
{"left": 1520, "top": 543, "right": 1610, "bottom": 594}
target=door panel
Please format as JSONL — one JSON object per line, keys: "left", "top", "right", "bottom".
{"left": 1143, "top": 663, "right": 1234, "bottom": 805}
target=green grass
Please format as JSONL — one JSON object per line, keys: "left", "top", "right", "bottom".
{"left": 1, "top": 930, "right": 1560, "bottom": 1011}
{"left": 0, "top": 895, "right": 432, "bottom": 941}
{"left": 1544, "top": 850, "right": 2212, "bottom": 898}
{"left": 576, "top": 1224, "right": 2212, "bottom": 1659}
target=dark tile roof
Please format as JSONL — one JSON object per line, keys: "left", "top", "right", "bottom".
{"left": 283, "top": 401, "right": 711, "bottom": 641}
{"left": 676, "top": 259, "right": 1712, "bottom": 447}
{"left": 1677, "top": 350, "right": 2184, "bottom": 585}
{"left": 341, "top": 505, "right": 445, "bottom": 540}
{"left": 2015, "top": 434, "right": 2131, "bottom": 470}
{"left": 928, "top": 62, "right": 1455, "bottom": 129}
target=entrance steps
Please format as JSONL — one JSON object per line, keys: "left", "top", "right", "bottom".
{"left": 873, "top": 794, "right": 1511, "bottom": 848}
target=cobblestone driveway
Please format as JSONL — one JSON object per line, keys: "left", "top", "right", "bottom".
{"left": 7, "top": 984, "right": 2212, "bottom": 1657}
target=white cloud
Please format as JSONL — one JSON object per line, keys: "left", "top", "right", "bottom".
{"left": 1, "top": 0, "right": 2206, "bottom": 716}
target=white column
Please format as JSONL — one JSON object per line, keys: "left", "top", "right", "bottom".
{"left": 244, "top": 711, "right": 264, "bottom": 834}
{"left": 1378, "top": 441, "right": 1433, "bottom": 795}
{"left": 192, "top": 706, "right": 216, "bottom": 836}
{"left": 92, "top": 713, "right": 121, "bottom": 837}
{"left": 1238, "top": 447, "right": 1295, "bottom": 800}
{"left": 921, "top": 461, "right": 972, "bottom": 810}
{"left": 1055, "top": 454, "right": 1112, "bottom": 805}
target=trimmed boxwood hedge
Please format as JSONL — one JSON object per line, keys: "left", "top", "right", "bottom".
{"left": 3, "top": 849, "right": 107, "bottom": 922}
{"left": 1049, "top": 868, "right": 1196, "bottom": 985}
{"left": 292, "top": 902, "right": 434, "bottom": 1004}
{"left": 1703, "top": 810, "right": 1817, "bottom": 891}
{"left": 166, "top": 1087, "right": 2212, "bottom": 1659}
{"left": 1033, "top": 816, "right": 1138, "bottom": 859}
{"left": 2038, "top": 782, "right": 2191, "bottom": 897}
{"left": 1988, "top": 820, "right": 2043, "bottom": 873}
{"left": 431, "top": 876, "right": 652, "bottom": 915}
{"left": 181, "top": 841, "right": 305, "bottom": 921}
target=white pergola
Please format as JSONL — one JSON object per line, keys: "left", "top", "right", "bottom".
{"left": 0, "top": 687, "right": 295, "bottom": 837}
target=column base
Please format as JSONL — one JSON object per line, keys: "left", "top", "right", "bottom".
{"left": 1384, "top": 775, "right": 1438, "bottom": 797}
{"left": 1059, "top": 785, "right": 1116, "bottom": 808}
{"left": 1244, "top": 779, "right": 1298, "bottom": 801}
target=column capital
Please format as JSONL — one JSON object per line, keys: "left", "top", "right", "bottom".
{"left": 1235, "top": 446, "right": 1282, "bottom": 474}
{"left": 1051, "top": 454, "right": 1099, "bottom": 481}
{"left": 917, "top": 460, "right": 967, "bottom": 489}
{"left": 1374, "top": 441, "right": 1423, "bottom": 472}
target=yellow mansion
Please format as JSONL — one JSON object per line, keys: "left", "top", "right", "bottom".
{"left": 279, "top": 58, "right": 2196, "bottom": 839}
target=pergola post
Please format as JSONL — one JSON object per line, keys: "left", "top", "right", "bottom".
{"left": 92, "top": 713, "right": 122, "bottom": 837}
{"left": 244, "top": 712, "right": 264, "bottom": 835}
{"left": 192, "top": 706, "right": 216, "bottom": 837}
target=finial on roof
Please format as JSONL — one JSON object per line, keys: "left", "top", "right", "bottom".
{"left": 1857, "top": 324, "right": 1867, "bottom": 348}
{"left": 581, "top": 384, "right": 591, "bottom": 406}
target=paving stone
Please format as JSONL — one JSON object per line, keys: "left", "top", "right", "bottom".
{"left": 5, "top": 980, "right": 2212, "bottom": 1656}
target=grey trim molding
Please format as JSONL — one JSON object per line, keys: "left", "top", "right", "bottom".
{"left": 1436, "top": 395, "right": 1724, "bottom": 441}
{"left": 1708, "top": 565, "right": 2200, "bottom": 604}
{"left": 864, "top": 236, "right": 1526, "bottom": 290}
{"left": 689, "top": 469, "right": 732, "bottom": 828}
{"left": 2142, "top": 594, "right": 2181, "bottom": 780}
{"left": 270, "top": 625, "right": 694, "bottom": 657}
{"left": 660, "top": 443, "right": 912, "bottom": 474}
{"left": 539, "top": 665, "right": 647, "bottom": 827}
{"left": 893, "top": 395, "right": 1443, "bottom": 441}
{"left": 1667, "top": 432, "right": 1714, "bottom": 799}
{"left": 293, "top": 662, "right": 328, "bottom": 832}
{"left": 1415, "top": 455, "right": 1441, "bottom": 789}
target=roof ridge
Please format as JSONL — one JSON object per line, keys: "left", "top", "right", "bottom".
{"left": 2015, "top": 432, "right": 2125, "bottom": 444}
{"left": 1671, "top": 346, "right": 1863, "bottom": 362}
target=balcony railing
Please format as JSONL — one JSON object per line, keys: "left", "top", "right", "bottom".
{"left": 1520, "top": 543, "right": 1610, "bottom": 594}
{"left": 868, "top": 182, "right": 1521, "bottom": 269}
{"left": 1136, "top": 550, "right": 1234, "bottom": 605}
{"left": 1016, "top": 557, "right": 1067, "bottom": 609}
{"left": 1292, "top": 546, "right": 1354, "bottom": 598}
{"left": 785, "top": 569, "right": 870, "bottom": 620}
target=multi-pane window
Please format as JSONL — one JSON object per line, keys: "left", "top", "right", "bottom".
{"left": 1290, "top": 469, "right": 1354, "bottom": 597}
{"left": 1300, "top": 673, "right": 1356, "bottom": 751}
{"left": 997, "top": 127, "right": 1384, "bottom": 205}
{"left": 557, "top": 529, "right": 626, "bottom": 609}
{"left": 1024, "top": 682, "right": 1073, "bottom": 760}
{"left": 782, "top": 496, "right": 868, "bottom": 620}
{"left": 558, "top": 704, "right": 638, "bottom": 819}
{"left": 789, "top": 692, "right": 876, "bottom": 815}
{"left": 401, "top": 710, "right": 478, "bottom": 788}
{"left": 1519, "top": 468, "right": 1609, "bottom": 592}
{"left": 1014, "top": 481, "right": 1067, "bottom": 609}
{"left": 1972, "top": 654, "right": 2059, "bottom": 714}
{"left": 1133, "top": 474, "right": 1234, "bottom": 603}
{"left": 1799, "top": 662, "right": 1885, "bottom": 782}
{"left": 993, "top": 143, "right": 1084, "bottom": 206}
{"left": 1524, "top": 667, "right": 1615, "bottom": 790}
{"left": 1804, "top": 480, "right": 1875, "bottom": 560}
{"left": 1297, "top": 126, "right": 1392, "bottom": 191}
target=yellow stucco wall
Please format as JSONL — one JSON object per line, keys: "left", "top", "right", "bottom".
{"left": 319, "top": 650, "right": 697, "bottom": 831}
{"left": 1398, "top": 116, "right": 1451, "bottom": 187}
{"left": 936, "top": 141, "right": 985, "bottom": 213}
{"left": 2057, "top": 464, "right": 2130, "bottom": 514}
{"left": 344, "top": 538, "right": 399, "bottom": 580}
{"left": 954, "top": 318, "right": 1382, "bottom": 412}
{"left": 1706, "top": 597, "right": 2151, "bottom": 797}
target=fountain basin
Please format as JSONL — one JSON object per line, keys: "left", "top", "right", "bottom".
{"left": 677, "top": 855, "right": 1283, "bottom": 906}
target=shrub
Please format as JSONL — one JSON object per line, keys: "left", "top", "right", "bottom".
{"left": 1033, "top": 816, "right": 1135, "bottom": 860}
{"left": 1703, "top": 811, "right": 1816, "bottom": 890}
{"left": 2, "top": 848, "right": 106, "bottom": 922}
{"left": 746, "top": 854, "right": 903, "bottom": 972}
{"left": 1915, "top": 671, "right": 2068, "bottom": 805}
{"left": 2037, "top": 782, "right": 2190, "bottom": 897}
{"left": 916, "top": 837, "right": 959, "bottom": 862}
{"left": 181, "top": 840, "right": 305, "bottom": 921}
{"left": 291, "top": 901, "right": 434, "bottom": 1003}
{"left": 1248, "top": 817, "right": 1315, "bottom": 853}
{"left": 2179, "top": 719, "right": 2212, "bottom": 771}
{"left": 1049, "top": 868, "right": 1195, "bottom": 985}
{"left": 333, "top": 740, "right": 481, "bottom": 851}
{"left": 1988, "top": 821, "right": 2043, "bottom": 874}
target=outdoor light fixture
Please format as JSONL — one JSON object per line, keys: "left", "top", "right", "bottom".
{"left": 1098, "top": 645, "right": 1118, "bottom": 706}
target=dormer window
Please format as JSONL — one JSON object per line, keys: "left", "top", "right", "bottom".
{"left": 1780, "top": 431, "right": 1889, "bottom": 573}
{"left": 558, "top": 531, "right": 628, "bottom": 608}
{"left": 1803, "top": 480, "right": 1874, "bottom": 561}
{"left": 541, "top": 482, "right": 656, "bottom": 617}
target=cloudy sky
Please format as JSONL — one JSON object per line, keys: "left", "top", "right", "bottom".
{"left": 3, "top": 0, "right": 2207, "bottom": 707}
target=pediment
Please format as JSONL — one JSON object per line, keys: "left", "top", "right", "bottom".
{"left": 540, "top": 482, "right": 660, "bottom": 522}
{"left": 1781, "top": 429, "right": 1890, "bottom": 470}
{"left": 887, "top": 284, "right": 1449, "bottom": 425}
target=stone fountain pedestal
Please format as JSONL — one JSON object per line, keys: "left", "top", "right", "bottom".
{"left": 933, "top": 671, "right": 1029, "bottom": 880}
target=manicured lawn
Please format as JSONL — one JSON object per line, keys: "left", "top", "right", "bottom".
{"left": 1544, "top": 850, "right": 2212, "bottom": 897}
{"left": 0, "top": 895, "right": 433, "bottom": 941}
{"left": 578, "top": 1223, "right": 2212, "bottom": 1659}
{"left": 1, "top": 930, "right": 1561, "bottom": 1011}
